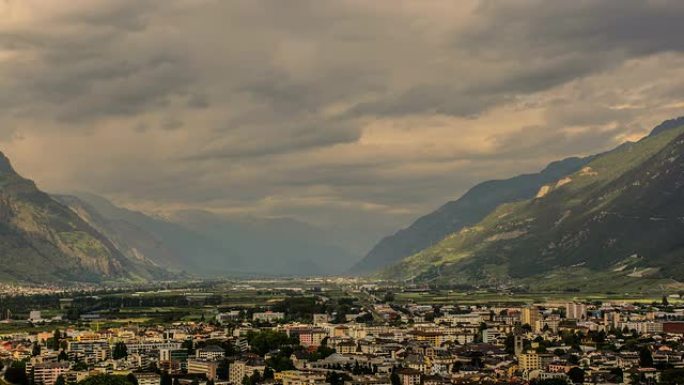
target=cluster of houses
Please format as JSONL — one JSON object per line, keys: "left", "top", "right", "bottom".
{"left": 4, "top": 298, "right": 684, "bottom": 385}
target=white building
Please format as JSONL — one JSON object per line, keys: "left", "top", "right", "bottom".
{"left": 29, "top": 310, "right": 42, "bottom": 322}
{"left": 252, "top": 311, "right": 285, "bottom": 322}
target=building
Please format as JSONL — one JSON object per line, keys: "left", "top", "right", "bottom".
{"left": 565, "top": 303, "right": 587, "bottom": 320}
{"left": 229, "top": 360, "right": 247, "bottom": 384}
{"left": 344, "top": 376, "right": 391, "bottom": 385}
{"left": 29, "top": 310, "right": 42, "bottom": 322}
{"left": 187, "top": 359, "right": 220, "bottom": 380}
{"left": 160, "top": 348, "right": 189, "bottom": 363}
{"left": 31, "top": 362, "right": 70, "bottom": 385}
{"left": 126, "top": 341, "right": 182, "bottom": 355}
{"left": 313, "top": 314, "right": 329, "bottom": 325}
{"left": 217, "top": 311, "right": 241, "bottom": 324}
{"left": 298, "top": 329, "right": 328, "bottom": 347}
{"left": 482, "top": 329, "right": 502, "bottom": 344}
{"left": 252, "top": 312, "right": 285, "bottom": 323}
{"left": 521, "top": 307, "right": 541, "bottom": 330}
{"left": 396, "top": 368, "right": 421, "bottom": 385}
{"left": 514, "top": 335, "right": 524, "bottom": 356}
{"left": 278, "top": 370, "right": 327, "bottom": 385}
{"left": 135, "top": 373, "right": 161, "bottom": 385}
{"left": 518, "top": 352, "right": 554, "bottom": 371}
{"left": 196, "top": 345, "right": 225, "bottom": 360}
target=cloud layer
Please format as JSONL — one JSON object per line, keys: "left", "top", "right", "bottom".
{"left": 1, "top": 0, "right": 684, "bottom": 253}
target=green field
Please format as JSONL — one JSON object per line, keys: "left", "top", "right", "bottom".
{"left": 394, "top": 290, "right": 683, "bottom": 305}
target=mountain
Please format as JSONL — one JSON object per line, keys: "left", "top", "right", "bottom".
{"left": 352, "top": 157, "right": 592, "bottom": 273}
{"left": 0, "top": 152, "right": 168, "bottom": 283}
{"left": 381, "top": 121, "right": 684, "bottom": 290}
{"left": 60, "top": 194, "right": 360, "bottom": 277}
{"left": 56, "top": 193, "right": 244, "bottom": 276}
{"left": 166, "top": 210, "right": 360, "bottom": 275}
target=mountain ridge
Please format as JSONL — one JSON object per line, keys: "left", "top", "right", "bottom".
{"left": 0, "top": 152, "right": 169, "bottom": 283}
{"left": 381, "top": 120, "right": 684, "bottom": 289}
{"left": 352, "top": 156, "right": 593, "bottom": 273}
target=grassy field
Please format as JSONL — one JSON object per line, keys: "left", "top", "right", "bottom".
{"left": 394, "top": 290, "right": 683, "bottom": 305}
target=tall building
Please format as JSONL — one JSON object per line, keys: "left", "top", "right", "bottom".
{"left": 521, "top": 306, "right": 540, "bottom": 330}
{"left": 229, "top": 360, "right": 247, "bottom": 384}
{"left": 565, "top": 303, "right": 587, "bottom": 320}
{"left": 514, "top": 335, "right": 524, "bottom": 356}
{"left": 518, "top": 352, "right": 554, "bottom": 371}
{"left": 520, "top": 306, "right": 542, "bottom": 332}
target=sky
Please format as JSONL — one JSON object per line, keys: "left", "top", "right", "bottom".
{"left": 1, "top": 0, "right": 684, "bottom": 254}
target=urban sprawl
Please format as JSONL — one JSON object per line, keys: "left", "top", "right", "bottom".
{"left": 2, "top": 285, "right": 684, "bottom": 385}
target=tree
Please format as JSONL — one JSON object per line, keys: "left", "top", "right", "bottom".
{"left": 662, "top": 295, "right": 670, "bottom": 306}
{"left": 58, "top": 350, "right": 69, "bottom": 361}
{"left": 609, "top": 367, "right": 623, "bottom": 383}
{"left": 73, "top": 361, "right": 89, "bottom": 371}
{"left": 126, "top": 374, "right": 138, "bottom": 385}
{"left": 55, "top": 375, "right": 66, "bottom": 385}
{"left": 53, "top": 329, "right": 62, "bottom": 351}
{"left": 181, "top": 339, "right": 194, "bottom": 355}
{"left": 113, "top": 342, "right": 128, "bottom": 360}
{"left": 504, "top": 333, "right": 515, "bottom": 354}
{"left": 246, "top": 330, "right": 298, "bottom": 355}
{"left": 249, "top": 370, "right": 262, "bottom": 385}
{"left": 263, "top": 367, "right": 274, "bottom": 380}
{"left": 390, "top": 371, "right": 401, "bottom": 385}
{"left": 160, "top": 372, "right": 172, "bottom": 385}
{"left": 5, "top": 362, "right": 29, "bottom": 385}
{"left": 639, "top": 347, "right": 653, "bottom": 367}
{"left": 660, "top": 368, "right": 684, "bottom": 385}
{"left": 32, "top": 341, "right": 41, "bottom": 356}
{"left": 326, "top": 372, "right": 351, "bottom": 385}
{"left": 568, "top": 367, "right": 584, "bottom": 384}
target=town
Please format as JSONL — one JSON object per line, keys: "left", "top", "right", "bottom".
{"left": 0, "top": 281, "right": 683, "bottom": 385}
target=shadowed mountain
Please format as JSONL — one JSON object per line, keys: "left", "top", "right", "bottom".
{"left": 0, "top": 153, "right": 169, "bottom": 283}
{"left": 59, "top": 194, "right": 360, "bottom": 277}
{"left": 57, "top": 193, "right": 244, "bottom": 276}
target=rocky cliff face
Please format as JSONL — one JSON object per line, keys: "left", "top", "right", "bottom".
{"left": 0, "top": 152, "right": 161, "bottom": 283}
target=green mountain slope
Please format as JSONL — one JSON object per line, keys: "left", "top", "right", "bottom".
{"left": 382, "top": 123, "right": 684, "bottom": 289}
{"left": 0, "top": 152, "right": 166, "bottom": 283}
{"left": 352, "top": 156, "right": 591, "bottom": 273}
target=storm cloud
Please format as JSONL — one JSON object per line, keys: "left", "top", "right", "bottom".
{"left": 1, "top": 0, "right": 684, "bottom": 254}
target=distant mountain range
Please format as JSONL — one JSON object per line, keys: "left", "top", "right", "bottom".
{"left": 378, "top": 118, "right": 684, "bottom": 291}
{"left": 0, "top": 154, "right": 170, "bottom": 283}
{"left": 1, "top": 116, "right": 683, "bottom": 287}
{"left": 56, "top": 193, "right": 360, "bottom": 278}
{"left": 0, "top": 152, "right": 361, "bottom": 283}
